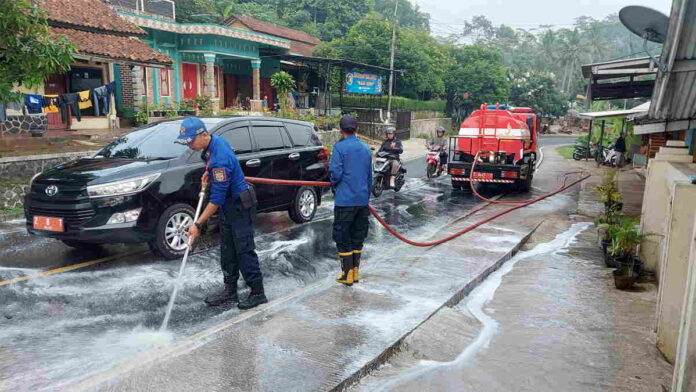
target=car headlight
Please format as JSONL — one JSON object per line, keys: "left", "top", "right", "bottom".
{"left": 87, "top": 173, "right": 160, "bottom": 198}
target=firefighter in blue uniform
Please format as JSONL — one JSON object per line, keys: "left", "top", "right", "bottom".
{"left": 330, "top": 116, "right": 373, "bottom": 286}
{"left": 176, "top": 117, "right": 267, "bottom": 310}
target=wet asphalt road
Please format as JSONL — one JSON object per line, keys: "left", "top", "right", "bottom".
{"left": 0, "top": 176, "right": 497, "bottom": 392}
{"left": 0, "top": 134, "right": 572, "bottom": 391}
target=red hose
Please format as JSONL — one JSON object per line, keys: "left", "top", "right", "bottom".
{"left": 244, "top": 172, "right": 589, "bottom": 247}
{"left": 468, "top": 151, "right": 588, "bottom": 205}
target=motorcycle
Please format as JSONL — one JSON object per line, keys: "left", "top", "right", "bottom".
{"left": 573, "top": 143, "right": 598, "bottom": 160}
{"left": 425, "top": 144, "right": 446, "bottom": 178}
{"left": 372, "top": 151, "right": 405, "bottom": 197}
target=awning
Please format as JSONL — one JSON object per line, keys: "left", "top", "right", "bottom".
{"left": 581, "top": 57, "right": 657, "bottom": 101}
{"left": 51, "top": 27, "right": 173, "bottom": 67}
{"left": 267, "top": 54, "right": 405, "bottom": 75}
{"left": 578, "top": 101, "right": 650, "bottom": 119}
{"left": 646, "top": 0, "right": 696, "bottom": 122}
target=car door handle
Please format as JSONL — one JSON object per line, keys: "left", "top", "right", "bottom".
{"left": 246, "top": 159, "right": 261, "bottom": 168}
{"left": 288, "top": 153, "right": 300, "bottom": 160}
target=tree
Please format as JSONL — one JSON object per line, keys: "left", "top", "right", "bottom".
{"left": 0, "top": 0, "right": 75, "bottom": 104}
{"left": 444, "top": 45, "right": 509, "bottom": 123}
{"left": 508, "top": 68, "right": 566, "bottom": 116}
{"left": 374, "top": 0, "right": 430, "bottom": 32}
{"left": 270, "top": 71, "right": 296, "bottom": 111}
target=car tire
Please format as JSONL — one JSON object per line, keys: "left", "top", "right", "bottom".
{"left": 149, "top": 203, "right": 195, "bottom": 260}
{"left": 288, "top": 186, "right": 317, "bottom": 224}
{"left": 61, "top": 240, "right": 101, "bottom": 250}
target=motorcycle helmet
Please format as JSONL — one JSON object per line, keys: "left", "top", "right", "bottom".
{"left": 436, "top": 127, "right": 446, "bottom": 135}
{"left": 385, "top": 127, "right": 396, "bottom": 135}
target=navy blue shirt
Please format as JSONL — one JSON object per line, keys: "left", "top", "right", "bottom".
{"left": 330, "top": 135, "right": 372, "bottom": 207}
{"left": 203, "top": 135, "right": 248, "bottom": 206}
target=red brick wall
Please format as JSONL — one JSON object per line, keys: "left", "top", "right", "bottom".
{"left": 118, "top": 63, "right": 134, "bottom": 111}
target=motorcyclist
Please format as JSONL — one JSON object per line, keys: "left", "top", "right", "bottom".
{"left": 427, "top": 127, "right": 448, "bottom": 165}
{"left": 378, "top": 127, "right": 403, "bottom": 188}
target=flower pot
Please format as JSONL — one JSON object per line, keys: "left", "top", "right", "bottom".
{"left": 178, "top": 110, "right": 196, "bottom": 116}
{"left": 604, "top": 251, "right": 618, "bottom": 268}
{"left": 30, "top": 129, "right": 44, "bottom": 137}
{"left": 612, "top": 256, "right": 642, "bottom": 290}
{"left": 601, "top": 239, "right": 611, "bottom": 254}
{"left": 613, "top": 267, "right": 638, "bottom": 290}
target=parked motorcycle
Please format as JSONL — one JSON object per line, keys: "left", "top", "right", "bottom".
{"left": 573, "top": 143, "right": 597, "bottom": 160}
{"left": 425, "top": 145, "right": 446, "bottom": 178}
{"left": 372, "top": 151, "right": 405, "bottom": 197}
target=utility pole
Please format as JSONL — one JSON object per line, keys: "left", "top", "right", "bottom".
{"left": 386, "top": 0, "right": 398, "bottom": 123}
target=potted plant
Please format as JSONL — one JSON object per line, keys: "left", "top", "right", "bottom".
{"left": 608, "top": 220, "right": 646, "bottom": 290}
{"left": 178, "top": 99, "right": 197, "bottom": 116}
{"left": 596, "top": 169, "right": 623, "bottom": 213}
{"left": 270, "top": 71, "right": 296, "bottom": 113}
{"left": 134, "top": 108, "right": 149, "bottom": 126}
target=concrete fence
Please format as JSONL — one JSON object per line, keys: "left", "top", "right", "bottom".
{"left": 638, "top": 140, "right": 696, "bottom": 390}
{"left": 0, "top": 151, "right": 95, "bottom": 210}
{"left": 409, "top": 118, "right": 452, "bottom": 139}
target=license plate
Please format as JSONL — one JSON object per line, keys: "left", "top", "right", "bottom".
{"left": 33, "top": 216, "right": 64, "bottom": 232}
{"left": 472, "top": 172, "right": 493, "bottom": 180}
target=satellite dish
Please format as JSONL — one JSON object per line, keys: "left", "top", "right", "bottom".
{"left": 619, "top": 6, "right": 669, "bottom": 44}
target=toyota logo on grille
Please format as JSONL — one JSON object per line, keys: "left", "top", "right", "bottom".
{"left": 45, "top": 185, "right": 59, "bottom": 197}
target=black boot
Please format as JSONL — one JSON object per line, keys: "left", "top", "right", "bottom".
{"left": 204, "top": 276, "right": 238, "bottom": 307}
{"left": 352, "top": 251, "right": 361, "bottom": 283}
{"left": 238, "top": 280, "right": 268, "bottom": 310}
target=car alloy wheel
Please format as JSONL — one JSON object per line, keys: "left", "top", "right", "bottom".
{"left": 165, "top": 212, "right": 193, "bottom": 251}
{"left": 298, "top": 188, "right": 316, "bottom": 219}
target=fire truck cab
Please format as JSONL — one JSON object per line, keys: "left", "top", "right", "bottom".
{"left": 448, "top": 104, "right": 538, "bottom": 192}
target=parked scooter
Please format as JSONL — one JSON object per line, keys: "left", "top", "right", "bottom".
{"left": 573, "top": 142, "right": 598, "bottom": 160}
{"left": 425, "top": 144, "right": 446, "bottom": 178}
{"left": 372, "top": 151, "right": 406, "bottom": 197}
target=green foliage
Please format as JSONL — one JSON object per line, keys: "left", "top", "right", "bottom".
{"left": 416, "top": 132, "right": 429, "bottom": 139}
{"left": 134, "top": 109, "right": 149, "bottom": 126}
{"left": 196, "top": 95, "right": 214, "bottom": 116}
{"left": 596, "top": 168, "right": 622, "bottom": 213}
{"left": 333, "top": 94, "right": 445, "bottom": 111}
{"left": 0, "top": 0, "right": 76, "bottom": 104}
{"left": 608, "top": 218, "right": 645, "bottom": 258}
{"left": 508, "top": 68, "right": 567, "bottom": 116}
{"left": 444, "top": 45, "right": 509, "bottom": 124}
{"left": 270, "top": 72, "right": 296, "bottom": 111}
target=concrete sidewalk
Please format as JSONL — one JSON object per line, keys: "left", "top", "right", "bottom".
{"left": 350, "top": 148, "right": 671, "bottom": 392}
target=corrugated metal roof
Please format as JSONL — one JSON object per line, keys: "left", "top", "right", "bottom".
{"left": 648, "top": 0, "right": 696, "bottom": 122}
{"left": 579, "top": 101, "right": 650, "bottom": 119}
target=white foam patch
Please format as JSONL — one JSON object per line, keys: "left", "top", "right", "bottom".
{"left": 365, "top": 222, "right": 591, "bottom": 392}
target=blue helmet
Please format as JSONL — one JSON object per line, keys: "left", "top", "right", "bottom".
{"left": 175, "top": 117, "right": 207, "bottom": 145}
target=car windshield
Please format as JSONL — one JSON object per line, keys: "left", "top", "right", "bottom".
{"left": 95, "top": 119, "right": 226, "bottom": 159}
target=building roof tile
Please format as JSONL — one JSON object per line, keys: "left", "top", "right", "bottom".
{"left": 38, "top": 0, "right": 145, "bottom": 36}
{"left": 51, "top": 27, "right": 172, "bottom": 65}
{"left": 227, "top": 15, "right": 322, "bottom": 46}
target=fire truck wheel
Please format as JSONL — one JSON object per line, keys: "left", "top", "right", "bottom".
{"left": 516, "top": 174, "right": 533, "bottom": 193}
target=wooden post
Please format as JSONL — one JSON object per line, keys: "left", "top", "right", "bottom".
{"left": 587, "top": 119, "right": 593, "bottom": 161}
{"left": 597, "top": 119, "right": 606, "bottom": 166}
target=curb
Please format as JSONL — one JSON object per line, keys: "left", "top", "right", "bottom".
{"left": 331, "top": 221, "right": 541, "bottom": 392}
{"left": 0, "top": 213, "right": 24, "bottom": 223}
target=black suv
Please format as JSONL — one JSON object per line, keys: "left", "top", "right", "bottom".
{"left": 25, "top": 117, "right": 329, "bottom": 259}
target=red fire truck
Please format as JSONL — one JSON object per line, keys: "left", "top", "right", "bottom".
{"left": 448, "top": 104, "right": 539, "bottom": 192}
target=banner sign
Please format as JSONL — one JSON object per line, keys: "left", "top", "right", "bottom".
{"left": 345, "top": 71, "right": 383, "bottom": 95}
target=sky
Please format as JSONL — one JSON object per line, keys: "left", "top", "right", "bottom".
{"left": 416, "top": 0, "right": 673, "bottom": 37}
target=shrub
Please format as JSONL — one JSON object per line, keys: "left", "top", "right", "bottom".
{"left": 332, "top": 94, "right": 445, "bottom": 112}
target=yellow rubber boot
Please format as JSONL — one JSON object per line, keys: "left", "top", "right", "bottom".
{"left": 352, "top": 250, "right": 362, "bottom": 283}
{"left": 336, "top": 252, "right": 354, "bottom": 286}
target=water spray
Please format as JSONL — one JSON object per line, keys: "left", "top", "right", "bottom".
{"left": 160, "top": 183, "right": 208, "bottom": 332}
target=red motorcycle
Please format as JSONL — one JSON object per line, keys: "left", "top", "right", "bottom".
{"left": 426, "top": 144, "right": 446, "bottom": 178}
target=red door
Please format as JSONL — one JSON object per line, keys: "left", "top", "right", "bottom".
{"left": 224, "top": 74, "right": 238, "bottom": 108}
{"left": 44, "top": 74, "right": 68, "bottom": 130}
{"left": 182, "top": 63, "right": 198, "bottom": 99}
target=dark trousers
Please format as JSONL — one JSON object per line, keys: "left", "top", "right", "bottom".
{"left": 333, "top": 206, "right": 370, "bottom": 254}
{"left": 220, "top": 199, "right": 263, "bottom": 287}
